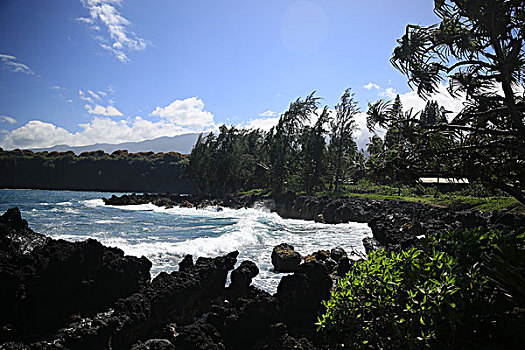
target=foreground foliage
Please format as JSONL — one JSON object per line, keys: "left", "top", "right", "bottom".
{"left": 318, "top": 228, "right": 525, "bottom": 349}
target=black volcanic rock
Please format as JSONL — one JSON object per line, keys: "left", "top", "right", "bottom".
{"left": 47, "top": 251, "right": 239, "bottom": 350}
{"left": 276, "top": 260, "right": 332, "bottom": 336}
{"left": 271, "top": 243, "right": 302, "bottom": 272}
{"left": 178, "top": 254, "right": 194, "bottom": 272}
{"left": 0, "top": 208, "right": 151, "bottom": 343}
{"left": 227, "top": 260, "right": 259, "bottom": 299}
{"left": 131, "top": 339, "right": 176, "bottom": 350}
{"left": 0, "top": 207, "right": 48, "bottom": 259}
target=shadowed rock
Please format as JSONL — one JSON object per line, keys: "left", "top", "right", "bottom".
{"left": 272, "top": 243, "right": 302, "bottom": 272}
{"left": 0, "top": 208, "right": 151, "bottom": 343}
{"left": 276, "top": 260, "right": 332, "bottom": 336}
{"left": 227, "top": 260, "right": 259, "bottom": 299}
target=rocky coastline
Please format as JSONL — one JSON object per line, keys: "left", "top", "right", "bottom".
{"left": 1, "top": 207, "right": 351, "bottom": 350}
{"left": 103, "top": 192, "right": 524, "bottom": 252}
{"left": 2, "top": 193, "right": 523, "bottom": 349}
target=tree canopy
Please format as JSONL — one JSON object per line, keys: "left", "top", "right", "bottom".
{"left": 368, "top": 0, "right": 525, "bottom": 203}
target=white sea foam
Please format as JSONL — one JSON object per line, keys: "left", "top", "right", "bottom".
{"left": 57, "top": 201, "right": 73, "bottom": 206}
{"left": 82, "top": 199, "right": 105, "bottom": 208}
{"left": 93, "top": 218, "right": 123, "bottom": 224}
{"left": 39, "top": 191, "right": 373, "bottom": 293}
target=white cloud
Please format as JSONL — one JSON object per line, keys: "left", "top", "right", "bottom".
{"left": 0, "top": 53, "right": 34, "bottom": 75}
{"left": 85, "top": 104, "right": 124, "bottom": 116}
{"left": 0, "top": 115, "right": 17, "bottom": 124}
{"left": 0, "top": 116, "right": 210, "bottom": 149}
{"left": 78, "top": 0, "right": 148, "bottom": 63}
{"left": 0, "top": 96, "right": 217, "bottom": 149}
{"left": 379, "top": 87, "right": 397, "bottom": 99}
{"left": 374, "top": 83, "right": 467, "bottom": 119}
{"left": 1, "top": 121, "right": 77, "bottom": 149}
{"left": 353, "top": 112, "right": 385, "bottom": 152}
{"left": 397, "top": 84, "right": 466, "bottom": 117}
{"left": 243, "top": 116, "right": 280, "bottom": 131}
{"left": 88, "top": 90, "right": 101, "bottom": 100}
{"left": 79, "top": 89, "right": 94, "bottom": 104}
{"left": 150, "top": 97, "right": 215, "bottom": 129}
{"left": 364, "top": 82, "right": 380, "bottom": 90}
{"left": 259, "top": 110, "right": 279, "bottom": 117}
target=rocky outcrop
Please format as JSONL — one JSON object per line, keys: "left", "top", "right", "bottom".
{"left": 0, "top": 208, "right": 151, "bottom": 343}
{"left": 271, "top": 243, "right": 302, "bottom": 272}
{"left": 10, "top": 251, "right": 239, "bottom": 350}
{"left": 362, "top": 237, "right": 382, "bottom": 254}
{"left": 271, "top": 194, "right": 525, "bottom": 251}
{"left": 0, "top": 207, "right": 48, "bottom": 258}
{"left": 105, "top": 191, "right": 525, "bottom": 258}
{"left": 276, "top": 261, "right": 332, "bottom": 337}
{"left": 227, "top": 260, "right": 259, "bottom": 299}
{"left": 103, "top": 193, "right": 257, "bottom": 211}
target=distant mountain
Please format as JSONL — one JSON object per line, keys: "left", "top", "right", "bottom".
{"left": 30, "top": 133, "right": 201, "bottom": 155}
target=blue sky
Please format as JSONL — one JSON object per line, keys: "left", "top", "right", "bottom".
{"left": 0, "top": 0, "right": 459, "bottom": 150}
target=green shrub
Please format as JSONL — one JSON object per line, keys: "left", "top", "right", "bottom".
{"left": 317, "top": 229, "right": 525, "bottom": 349}
{"left": 317, "top": 248, "right": 476, "bottom": 349}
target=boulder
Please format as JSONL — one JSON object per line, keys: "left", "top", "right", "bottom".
{"left": 276, "top": 260, "right": 332, "bottom": 335}
{"left": 335, "top": 257, "right": 352, "bottom": 277}
{"left": 178, "top": 254, "right": 194, "bottom": 272}
{"left": 271, "top": 243, "right": 302, "bottom": 272}
{"left": 330, "top": 247, "right": 347, "bottom": 262}
{"left": 362, "top": 237, "right": 382, "bottom": 254}
{"left": 304, "top": 250, "right": 330, "bottom": 263}
{"left": 227, "top": 261, "right": 259, "bottom": 299}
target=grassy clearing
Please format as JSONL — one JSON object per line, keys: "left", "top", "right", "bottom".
{"left": 313, "top": 180, "right": 524, "bottom": 212}
{"left": 341, "top": 192, "right": 522, "bottom": 212}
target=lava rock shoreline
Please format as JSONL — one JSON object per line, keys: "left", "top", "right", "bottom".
{"left": 1, "top": 207, "right": 344, "bottom": 350}
{"left": 2, "top": 192, "right": 524, "bottom": 349}
{"left": 103, "top": 192, "right": 525, "bottom": 252}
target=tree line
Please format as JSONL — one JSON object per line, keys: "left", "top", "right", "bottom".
{"left": 185, "top": 84, "right": 523, "bottom": 203}
{"left": 0, "top": 148, "right": 191, "bottom": 193}
{"left": 185, "top": 89, "right": 460, "bottom": 197}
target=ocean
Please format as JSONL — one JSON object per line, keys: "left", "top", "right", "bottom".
{"left": 0, "top": 188, "right": 372, "bottom": 293}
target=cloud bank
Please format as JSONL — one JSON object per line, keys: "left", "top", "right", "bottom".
{"left": 1, "top": 97, "right": 216, "bottom": 149}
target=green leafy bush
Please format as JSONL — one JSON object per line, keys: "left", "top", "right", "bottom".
{"left": 317, "top": 248, "right": 476, "bottom": 349}
{"left": 318, "top": 229, "right": 525, "bottom": 349}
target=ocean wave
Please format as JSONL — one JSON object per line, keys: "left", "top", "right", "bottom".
{"left": 94, "top": 219, "right": 123, "bottom": 224}
{"left": 82, "top": 199, "right": 105, "bottom": 208}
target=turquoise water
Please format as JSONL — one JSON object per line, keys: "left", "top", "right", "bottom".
{"left": 0, "top": 188, "right": 371, "bottom": 293}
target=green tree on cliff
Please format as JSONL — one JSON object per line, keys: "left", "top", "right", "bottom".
{"left": 267, "top": 92, "right": 320, "bottom": 193}
{"left": 328, "top": 88, "right": 359, "bottom": 192}
{"left": 300, "top": 106, "right": 331, "bottom": 194}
